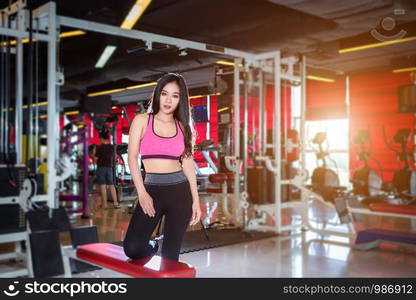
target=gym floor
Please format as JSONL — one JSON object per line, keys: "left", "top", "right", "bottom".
{"left": 56, "top": 195, "right": 416, "bottom": 278}
{"left": 0, "top": 194, "right": 414, "bottom": 277}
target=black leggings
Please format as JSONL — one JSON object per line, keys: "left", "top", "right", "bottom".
{"left": 123, "top": 172, "right": 193, "bottom": 261}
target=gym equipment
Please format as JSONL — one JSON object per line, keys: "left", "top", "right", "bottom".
{"left": 26, "top": 204, "right": 102, "bottom": 277}
{"left": 29, "top": 230, "right": 65, "bottom": 277}
{"left": 0, "top": 164, "right": 27, "bottom": 198}
{"left": 351, "top": 130, "right": 383, "bottom": 197}
{"left": 62, "top": 243, "right": 196, "bottom": 278}
{"left": 310, "top": 132, "right": 341, "bottom": 203}
{"left": 369, "top": 202, "right": 416, "bottom": 215}
{"left": 194, "top": 139, "right": 221, "bottom": 192}
{"left": 201, "top": 173, "right": 235, "bottom": 228}
{"left": 384, "top": 128, "right": 416, "bottom": 199}
{"left": 196, "top": 139, "right": 219, "bottom": 174}
{"left": 114, "top": 143, "right": 129, "bottom": 186}
{"left": 398, "top": 84, "right": 416, "bottom": 113}
{"left": 217, "top": 123, "right": 232, "bottom": 173}
{"left": 69, "top": 225, "right": 101, "bottom": 274}
{"left": 354, "top": 229, "right": 416, "bottom": 250}
{"left": 59, "top": 124, "right": 90, "bottom": 218}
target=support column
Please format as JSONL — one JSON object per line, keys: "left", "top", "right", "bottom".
{"left": 46, "top": 1, "right": 58, "bottom": 209}
{"left": 273, "top": 51, "right": 281, "bottom": 233}
{"left": 233, "top": 58, "right": 241, "bottom": 224}
{"left": 15, "top": 9, "right": 24, "bottom": 164}
{"left": 300, "top": 55, "right": 308, "bottom": 229}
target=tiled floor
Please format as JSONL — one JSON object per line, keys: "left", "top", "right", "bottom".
{"left": 1, "top": 195, "right": 416, "bottom": 278}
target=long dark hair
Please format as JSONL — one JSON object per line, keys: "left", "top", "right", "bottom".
{"left": 148, "top": 73, "right": 195, "bottom": 159}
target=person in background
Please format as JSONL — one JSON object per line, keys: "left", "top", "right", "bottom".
{"left": 91, "top": 129, "right": 121, "bottom": 209}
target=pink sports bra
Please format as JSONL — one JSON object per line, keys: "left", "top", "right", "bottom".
{"left": 140, "top": 114, "right": 185, "bottom": 161}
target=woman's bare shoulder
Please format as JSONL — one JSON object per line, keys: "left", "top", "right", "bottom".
{"left": 133, "top": 113, "right": 149, "bottom": 121}
{"left": 132, "top": 113, "right": 150, "bottom": 127}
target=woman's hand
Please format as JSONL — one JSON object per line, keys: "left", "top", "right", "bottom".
{"left": 190, "top": 201, "right": 201, "bottom": 226}
{"left": 138, "top": 191, "right": 155, "bottom": 217}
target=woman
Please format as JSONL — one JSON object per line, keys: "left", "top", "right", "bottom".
{"left": 123, "top": 73, "right": 201, "bottom": 261}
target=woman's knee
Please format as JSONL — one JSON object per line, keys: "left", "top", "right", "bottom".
{"left": 123, "top": 238, "right": 148, "bottom": 259}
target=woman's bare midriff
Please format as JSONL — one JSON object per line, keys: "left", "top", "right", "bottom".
{"left": 142, "top": 159, "right": 182, "bottom": 173}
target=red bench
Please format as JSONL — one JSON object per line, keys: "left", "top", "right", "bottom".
{"left": 63, "top": 243, "right": 196, "bottom": 278}
{"left": 369, "top": 203, "right": 416, "bottom": 215}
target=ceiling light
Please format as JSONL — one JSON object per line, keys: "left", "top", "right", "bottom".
{"left": 0, "top": 30, "right": 85, "bottom": 46}
{"left": 93, "top": 1, "right": 152, "bottom": 74}
{"left": 95, "top": 45, "right": 117, "bottom": 68}
{"left": 218, "top": 107, "right": 230, "bottom": 112}
{"left": 59, "top": 30, "right": 86, "bottom": 38}
{"left": 339, "top": 36, "right": 416, "bottom": 54}
{"left": 125, "top": 82, "right": 157, "bottom": 90}
{"left": 189, "top": 93, "right": 221, "bottom": 99}
{"left": 64, "top": 111, "right": 79, "bottom": 115}
{"left": 307, "top": 75, "right": 335, "bottom": 83}
{"left": 216, "top": 60, "right": 243, "bottom": 67}
{"left": 88, "top": 81, "right": 157, "bottom": 97}
{"left": 88, "top": 88, "right": 125, "bottom": 97}
{"left": 392, "top": 66, "right": 416, "bottom": 73}
{"left": 121, "top": 0, "right": 153, "bottom": 30}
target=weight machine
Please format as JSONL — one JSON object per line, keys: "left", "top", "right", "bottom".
{"left": 225, "top": 55, "right": 355, "bottom": 238}
{"left": 0, "top": 1, "right": 60, "bottom": 277}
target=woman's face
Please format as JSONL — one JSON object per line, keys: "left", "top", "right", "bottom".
{"left": 159, "top": 81, "right": 180, "bottom": 114}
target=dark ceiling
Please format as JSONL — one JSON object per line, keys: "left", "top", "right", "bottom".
{"left": 1, "top": 0, "right": 416, "bottom": 107}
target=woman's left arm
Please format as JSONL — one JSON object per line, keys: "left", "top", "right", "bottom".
{"left": 182, "top": 156, "right": 200, "bottom": 205}
{"left": 181, "top": 132, "right": 201, "bottom": 226}
{"left": 182, "top": 157, "right": 201, "bottom": 225}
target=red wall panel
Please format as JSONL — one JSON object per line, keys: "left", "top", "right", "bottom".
{"left": 349, "top": 71, "right": 414, "bottom": 182}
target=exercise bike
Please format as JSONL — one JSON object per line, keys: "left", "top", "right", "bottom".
{"left": 310, "top": 132, "right": 342, "bottom": 203}
{"left": 351, "top": 130, "right": 384, "bottom": 204}
{"left": 384, "top": 128, "right": 416, "bottom": 204}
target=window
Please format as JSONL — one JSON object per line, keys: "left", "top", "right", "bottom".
{"left": 305, "top": 119, "right": 350, "bottom": 187}
{"left": 291, "top": 86, "right": 350, "bottom": 187}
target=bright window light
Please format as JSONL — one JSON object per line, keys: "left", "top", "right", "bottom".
{"left": 305, "top": 119, "right": 350, "bottom": 186}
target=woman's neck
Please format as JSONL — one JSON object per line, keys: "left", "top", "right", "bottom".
{"left": 155, "top": 111, "right": 174, "bottom": 122}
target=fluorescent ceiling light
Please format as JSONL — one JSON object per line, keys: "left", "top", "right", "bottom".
{"left": 121, "top": 0, "right": 152, "bottom": 30}
{"left": 59, "top": 30, "right": 86, "bottom": 38}
{"left": 2, "top": 101, "right": 48, "bottom": 112}
{"left": 88, "top": 88, "right": 125, "bottom": 97}
{"left": 218, "top": 107, "right": 230, "bottom": 112}
{"left": 392, "top": 66, "right": 416, "bottom": 73}
{"left": 339, "top": 36, "right": 416, "bottom": 54}
{"left": 307, "top": 75, "right": 335, "bottom": 83}
{"left": 189, "top": 93, "right": 221, "bottom": 99}
{"left": 88, "top": 81, "right": 157, "bottom": 97}
{"left": 0, "top": 30, "right": 86, "bottom": 46}
{"left": 64, "top": 111, "right": 79, "bottom": 115}
{"left": 216, "top": 60, "right": 243, "bottom": 67}
{"left": 93, "top": 1, "right": 152, "bottom": 73}
{"left": 95, "top": 45, "right": 117, "bottom": 68}
{"left": 89, "top": 84, "right": 221, "bottom": 99}
{"left": 126, "top": 82, "right": 157, "bottom": 90}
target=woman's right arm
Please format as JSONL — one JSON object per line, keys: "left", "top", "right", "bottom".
{"left": 128, "top": 114, "right": 146, "bottom": 194}
{"left": 127, "top": 114, "right": 155, "bottom": 217}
